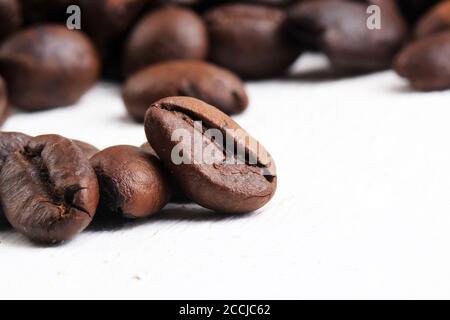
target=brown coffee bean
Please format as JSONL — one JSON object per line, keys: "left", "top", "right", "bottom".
{"left": 145, "top": 96, "right": 277, "bottom": 213}
{"left": 287, "top": 0, "right": 407, "bottom": 72}
{"left": 0, "top": 134, "right": 99, "bottom": 243}
{"left": 123, "top": 6, "right": 208, "bottom": 76}
{"left": 394, "top": 31, "right": 450, "bottom": 91}
{"left": 0, "top": 0, "right": 21, "bottom": 40}
{"left": 71, "top": 140, "right": 99, "bottom": 159}
{"left": 0, "top": 75, "right": 9, "bottom": 126}
{"left": 123, "top": 60, "right": 248, "bottom": 122}
{"left": 415, "top": 1, "right": 450, "bottom": 38}
{"left": 204, "top": 4, "right": 301, "bottom": 78}
{"left": 0, "top": 25, "right": 100, "bottom": 111}
{"left": 90, "top": 145, "right": 170, "bottom": 219}
{"left": 76, "top": 0, "right": 148, "bottom": 51}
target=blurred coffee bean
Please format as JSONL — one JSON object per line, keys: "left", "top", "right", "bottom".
{"left": 396, "top": 0, "right": 441, "bottom": 24}
{"left": 123, "top": 6, "right": 208, "bottom": 75}
{"left": 123, "top": 60, "right": 248, "bottom": 122}
{"left": 394, "top": 31, "right": 450, "bottom": 91}
{"left": 76, "top": 0, "right": 148, "bottom": 51}
{"left": 204, "top": 4, "right": 301, "bottom": 78}
{"left": 145, "top": 96, "right": 277, "bottom": 213}
{"left": 0, "top": 76, "right": 9, "bottom": 126}
{"left": 415, "top": 1, "right": 450, "bottom": 38}
{"left": 0, "top": 0, "right": 21, "bottom": 40}
{"left": 90, "top": 145, "right": 171, "bottom": 219}
{"left": 287, "top": 0, "right": 407, "bottom": 72}
{"left": 0, "top": 25, "right": 100, "bottom": 111}
{"left": 0, "top": 134, "right": 99, "bottom": 243}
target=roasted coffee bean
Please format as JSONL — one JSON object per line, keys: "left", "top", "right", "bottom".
{"left": 0, "top": 134, "right": 99, "bottom": 243}
{"left": 415, "top": 1, "right": 450, "bottom": 38}
{"left": 123, "top": 60, "right": 248, "bottom": 122}
{"left": 71, "top": 140, "right": 99, "bottom": 159}
{"left": 0, "top": 25, "right": 100, "bottom": 111}
{"left": 0, "top": 0, "right": 21, "bottom": 40}
{"left": 90, "top": 145, "right": 170, "bottom": 218}
{"left": 145, "top": 96, "right": 277, "bottom": 213}
{"left": 0, "top": 76, "right": 9, "bottom": 126}
{"left": 204, "top": 4, "right": 300, "bottom": 78}
{"left": 287, "top": 0, "right": 407, "bottom": 72}
{"left": 394, "top": 31, "right": 450, "bottom": 91}
{"left": 75, "top": 0, "right": 148, "bottom": 51}
{"left": 123, "top": 6, "right": 208, "bottom": 75}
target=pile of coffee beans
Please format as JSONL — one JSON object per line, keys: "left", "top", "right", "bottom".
{"left": 0, "top": 1, "right": 450, "bottom": 242}
{"left": 0, "top": 97, "right": 277, "bottom": 243}
{"left": 0, "top": 1, "right": 448, "bottom": 124}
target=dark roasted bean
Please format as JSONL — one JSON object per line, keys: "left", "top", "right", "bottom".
{"left": 0, "top": 134, "right": 99, "bottom": 243}
{"left": 90, "top": 145, "right": 170, "bottom": 218}
{"left": 145, "top": 96, "right": 277, "bottom": 213}
{"left": 287, "top": 0, "right": 407, "bottom": 72}
{"left": 204, "top": 3, "right": 301, "bottom": 78}
{"left": 394, "top": 31, "right": 450, "bottom": 91}
{"left": 123, "top": 60, "right": 248, "bottom": 122}
{"left": 0, "top": 25, "right": 100, "bottom": 111}
{"left": 123, "top": 6, "right": 208, "bottom": 76}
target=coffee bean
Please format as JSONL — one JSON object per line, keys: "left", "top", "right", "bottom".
{"left": 0, "top": 134, "right": 99, "bottom": 243}
{"left": 71, "top": 140, "right": 99, "bottom": 159}
{"left": 90, "top": 145, "right": 170, "bottom": 218}
{"left": 0, "top": 0, "right": 21, "bottom": 40}
{"left": 145, "top": 96, "right": 277, "bottom": 213}
{"left": 394, "top": 31, "right": 450, "bottom": 91}
{"left": 0, "top": 75, "right": 9, "bottom": 126}
{"left": 123, "top": 6, "right": 208, "bottom": 76}
{"left": 0, "top": 25, "right": 100, "bottom": 111}
{"left": 123, "top": 60, "right": 248, "bottom": 122}
{"left": 415, "top": 1, "right": 450, "bottom": 38}
{"left": 287, "top": 0, "right": 407, "bottom": 72}
{"left": 76, "top": 0, "right": 148, "bottom": 51}
{"left": 204, "top": 4, "right": 300, "bottom": 78}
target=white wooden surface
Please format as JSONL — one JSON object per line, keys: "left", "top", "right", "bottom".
{"left": 1, "top": 54, "right": 450, "bottom": 299}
